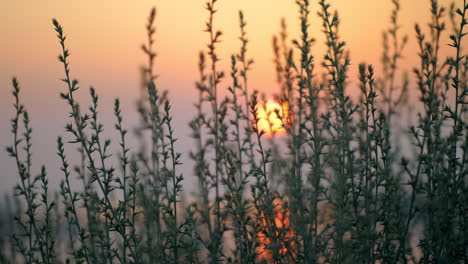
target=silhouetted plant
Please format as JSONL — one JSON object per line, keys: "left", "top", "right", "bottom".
{"left": 2, "top": 0, "right": 467, "bottom": 263}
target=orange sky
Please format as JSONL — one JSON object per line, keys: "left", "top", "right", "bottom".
{"left": 0, "top": 0, "right": 459, "bottom": 191}
{"left": 1, "top": 0, "right": 456, "bottom": 98}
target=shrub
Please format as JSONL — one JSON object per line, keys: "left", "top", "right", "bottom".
{"left": 3, "top": 0, "right": 467, "bottom": 263}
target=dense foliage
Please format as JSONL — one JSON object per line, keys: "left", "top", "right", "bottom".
{"left": 1, "top": 0, "right": 467, "bottom": 263}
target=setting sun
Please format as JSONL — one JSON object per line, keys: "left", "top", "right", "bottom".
{"left": 255, "top": 99, "right": 290, "bottom": 136}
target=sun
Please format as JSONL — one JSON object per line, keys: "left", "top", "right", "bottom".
{"left": 255, "top": 99, "right": 290, "bottom": 137}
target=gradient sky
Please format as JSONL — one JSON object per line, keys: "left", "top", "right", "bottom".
{"left": 0, "top": 0, "right": 458, "bottom": 192}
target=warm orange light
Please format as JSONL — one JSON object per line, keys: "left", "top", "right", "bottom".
{"left": 255, "top": 99, "right": 290, "bottom": 137}
{"left": 256, "top": 198, "right": 295, "bottom": 263}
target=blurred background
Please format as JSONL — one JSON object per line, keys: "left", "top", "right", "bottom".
{"left": 0, "top": 0, "right": 455, "bottom": 193}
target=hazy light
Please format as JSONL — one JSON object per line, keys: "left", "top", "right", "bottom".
{"left": 256, "top": 198, "right": 295, "bottom": 263}
{"left": 255, "top": 99, "right": 290, "bottom": 137}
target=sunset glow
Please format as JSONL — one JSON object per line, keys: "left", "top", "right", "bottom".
{"left": 1, "top": 0, "right": 466, "bottom": 262}
{"left": 255, "top": 99, "right": 290, "bottom": 137}
{"left": 256, "top": 198, "right": 295, "bottom": 263}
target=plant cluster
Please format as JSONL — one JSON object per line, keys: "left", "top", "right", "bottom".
{"left": 2, "top": 0, "right": 467, "bottom": 263}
